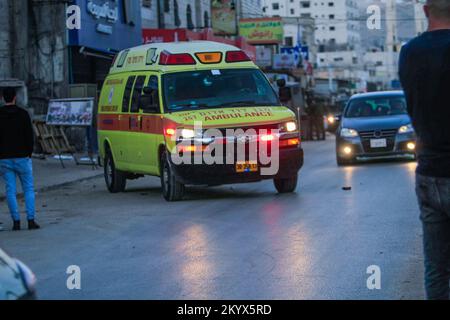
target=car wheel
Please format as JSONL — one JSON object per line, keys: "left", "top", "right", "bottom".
{"left": 160, "top": 152, "right": 185, "bottom": 201}
{"left": 274, "top": 174, "right": 298, "bottom": 193}
{"left": 104, "top": 149, "right": 127, "bottom": 193}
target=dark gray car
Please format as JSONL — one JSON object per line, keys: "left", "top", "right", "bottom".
{"left": 0, "top": 248, "right": 36, "bottom": 300}
{"left": 336, "top": 91, "right": 417, "bottom": 166}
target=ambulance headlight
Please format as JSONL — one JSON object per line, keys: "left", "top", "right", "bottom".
{"left": 280, "top": 121, "right": 298, "bottom": 133}
{"left": 180, "top": 128, "right": 195, "bottom": 139}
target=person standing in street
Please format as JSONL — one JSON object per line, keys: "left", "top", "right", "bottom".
{"left": 306, "top": 98, "right": 326, "bottom": 141}
{"left": 277, "top": 79, "right": 292, "bottom": 107}
{"left": 399, "top": 0, "right": 450, "bottom": 300}
{"left": 0, "top": 88, "right": 40, "bottom": 231}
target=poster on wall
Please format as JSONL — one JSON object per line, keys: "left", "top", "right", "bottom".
{"left": 46, "top": 98, "right": 94, "bottom": 126}
{"left": 211, "top": 0, "right": 237, "bottom": 35}
{"left": 239, "top": 17, "right": 283, "bottom": 45}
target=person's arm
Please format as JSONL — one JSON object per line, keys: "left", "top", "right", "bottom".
{"left": 23, "top": 111, "right": 34, "bottom": 157}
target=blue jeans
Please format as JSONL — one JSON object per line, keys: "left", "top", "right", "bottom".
{"left": 416, "top": 174, "right": 450, "bottom": 300}
{"left": 0, "top": 158, "right": 36, "bottom": 221}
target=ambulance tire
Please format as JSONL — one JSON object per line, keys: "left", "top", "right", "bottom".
{"left": 274, "top": 174, "right": 298, "bottom": 193}
{"left": 104, "top": 149, "right": 127, "bottom": 193}
{"left": 161, "top": 152, "right": 185, "bottom": 201}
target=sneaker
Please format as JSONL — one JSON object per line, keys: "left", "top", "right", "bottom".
{"left": 13, "top": 221, "right": 21, "bottom": 231}
{"left": 28, "top": 220, "right": 40, "bottom": 230}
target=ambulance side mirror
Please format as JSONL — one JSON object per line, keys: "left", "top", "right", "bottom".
{"left": 140, "top": 86, "right": 160, "bottom": 113}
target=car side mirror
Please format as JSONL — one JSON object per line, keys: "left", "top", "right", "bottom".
{"left": 335, "top": 114, "right": 342, "bottom": 122}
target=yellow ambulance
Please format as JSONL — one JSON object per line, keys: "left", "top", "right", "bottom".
{"left": 98, "top": 41, "right": 304, "bottom": 201}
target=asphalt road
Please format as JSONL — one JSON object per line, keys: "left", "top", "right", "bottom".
{"left": 0, "top": 136, "right": 425, "bottom": 299}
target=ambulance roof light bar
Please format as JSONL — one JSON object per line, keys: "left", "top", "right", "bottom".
{"left": 159, "top": 50, "right": 196, "bottom": 65}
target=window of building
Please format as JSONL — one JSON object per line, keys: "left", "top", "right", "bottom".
{"left": 164, "top": 0, "right": 170, "bottom": 12}
{"left": 272, "top": 3, "right": 279, "bottom": 10}
{"left": 328, "top": 1, "right": 334, "bottom": 6}
{"left": 174, "top": 0, "right": 180, "bottom": 27}
{"left": 290, "top": 8, "right": 295, "bottom": 14}
{"left": 204, "top": 11, "right": 209, "bottom": 28}
{"left": 300, "top": 1, "right": 310, "bottom": 8}
{"left": 285, "top": 36, "right": 293, "bottom": 47}
{"left": 329, "top": 26, "right": 335, "bottom": 31}
{"left": 186, "top": 4, "right": 194, "bottom": 30}
{"left": 142, "top": 0, "right": 151, "bottom": 8}
{"left": 329, "top": 14, "right": 335, "bottom": 19}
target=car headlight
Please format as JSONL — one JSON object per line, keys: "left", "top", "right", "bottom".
{"left": 280, "top": 121, "right": 298, "bottom": 133}
{"left": 15, "top": 259, "right": 36, "bottom": 293}
{"left": 340, "top": 128, "right": 359, "bottom": 138}
{"left": 398, "top": 124, "right": 414, "bottom": 134}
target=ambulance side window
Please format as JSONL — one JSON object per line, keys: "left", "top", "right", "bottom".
{"left": 147, "top": 76, "right": 160, "bottom": 109}
{"left": 130, "top": 76, "right": 146, "bottom": 113}
{"left": 122, "top": 76, "right": 136, "bottom": 113}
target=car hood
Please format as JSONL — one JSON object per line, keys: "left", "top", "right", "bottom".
{"left": 164, "top": 106, "right": 295, "bottom": 128}
{"left": 342, "top": 114, "right": 411, "bottom": 131}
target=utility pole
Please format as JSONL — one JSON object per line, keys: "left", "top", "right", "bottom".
{"left": 385, "top": 0, "right": 397, "bottom": 88}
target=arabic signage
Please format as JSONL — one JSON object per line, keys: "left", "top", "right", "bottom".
{"left": 68, "top": 0, "right": 142, "bottom": 52}
{"left": 211, "top": 0, "right": 237, "bottom": 36}
{"left": 239, "top": 17, "right": 283, "bottom": 45}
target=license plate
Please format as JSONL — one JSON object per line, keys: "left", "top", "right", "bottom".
{"left": 236, "top": 161, "right": 258, "bottom": 173}
{"left": 370, "top": 138, "right": 387, "bottom": 148}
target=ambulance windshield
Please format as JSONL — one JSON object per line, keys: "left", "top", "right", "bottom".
{"left": 162, "top": 69, "right": 281, "bottom": 111}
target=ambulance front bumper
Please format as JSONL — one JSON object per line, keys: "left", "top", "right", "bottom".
{"left": 169, "top": 146, "right": 304, "bottom": 186}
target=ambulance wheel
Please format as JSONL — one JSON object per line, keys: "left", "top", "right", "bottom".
{"left": 104, "top": 149, "right": 127, "bottom": 193}
{"left": 160, "top": 152, "right": 185, "bottom": 201}
{"left": 274, "top": 174, "right": 298, "bottom": 193}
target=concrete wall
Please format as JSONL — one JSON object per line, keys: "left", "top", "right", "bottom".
{"left": 0, "top": 0, "right": 68, "bottom": 114}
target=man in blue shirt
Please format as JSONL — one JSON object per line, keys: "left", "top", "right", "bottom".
{"left": 399, "top": 0, "right": 450, "bottom": 300}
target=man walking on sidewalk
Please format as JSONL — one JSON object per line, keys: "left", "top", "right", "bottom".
{"left": 399, "top": 0, "right": 450, "bottom": 300}
{"left": 0, "top": 87, "right": 40, "bottom": 231}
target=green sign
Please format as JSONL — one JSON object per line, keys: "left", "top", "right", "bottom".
{"left": 239, "top": 18, "right": 283, "bottom": 45}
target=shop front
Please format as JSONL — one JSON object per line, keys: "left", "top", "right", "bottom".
{"left": 68, "top": 0, "right": 142, "bottom": 89}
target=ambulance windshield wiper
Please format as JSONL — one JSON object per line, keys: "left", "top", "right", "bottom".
{"left": 220, "top": 100, "right": 257, "bottom": 108}
{"left": 171, "top": 103, "right": 209, "bottom": 110}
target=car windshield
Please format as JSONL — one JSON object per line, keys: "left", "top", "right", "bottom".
{"left": 345, "top": 96, "right": 408, "bottom": 118}
{"left": 162, "top": 69, "right": 281, "bottom": 111}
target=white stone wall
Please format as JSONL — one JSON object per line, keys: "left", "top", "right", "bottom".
{"left": 141, "top": 0, "right": 211, "bottom": 30}
{"left": 262, "top": 0, "right": 360, "bottom": 46}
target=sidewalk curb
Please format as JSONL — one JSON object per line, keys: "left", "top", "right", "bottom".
{"left": 0, "top": 173, "right": 103, "bottom": 202}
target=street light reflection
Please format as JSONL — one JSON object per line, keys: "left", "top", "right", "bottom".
{"left": 175, "top": 224, "right": 214, "bottom": 299}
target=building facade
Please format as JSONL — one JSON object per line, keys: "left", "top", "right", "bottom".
{"left": 141, "top": 0, "right": 211, "bottom": 30}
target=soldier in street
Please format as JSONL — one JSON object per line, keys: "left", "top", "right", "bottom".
{"left": 306, "top": 98, "right": 326, "bottom": 141}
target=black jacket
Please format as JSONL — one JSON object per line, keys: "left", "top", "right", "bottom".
{"left": 0, "top": 105, "right": 34, "bottom": 159}
{"left": 399, "top": 30, "right": 450, "bottom": 178}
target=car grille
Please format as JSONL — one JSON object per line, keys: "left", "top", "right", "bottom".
{"left": 359, "top": 128, "right": 397, "bottom": 153}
